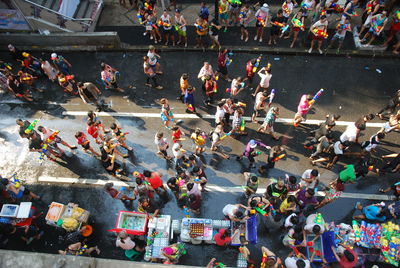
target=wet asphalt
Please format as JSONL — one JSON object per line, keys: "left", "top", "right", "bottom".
{"left": 0, "top": 50, "right": 399, "bottom": 267}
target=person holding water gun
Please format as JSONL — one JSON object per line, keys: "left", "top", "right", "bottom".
{"left": 254, "top": 4, "right": 270, "bottom": 43}
{"left": 219, "top": 0, "right": 229, "bottom": 32}
{"left": 269, "top": 10, "right": 286, "bottom": 46}
{"left": 237, "top": 139, "right": 271, "bottom": 169}
{"left": 195, "top": 17, "right": 208, "bottom": 48}
{"left": 159, "top": 10, "right": 175, "bottom": 46}
{"left": 284, "top": 11, "right": 305, "bottom": 48}
{"left": 360, "top": 11, "right": 388, "bottom": 46}
{"left": 174, "top": 9, "right": 187, "bottom": 47}
{"left": 257, "top": 106, "right": 280, "bottom": 140}
{"left": 239, "top": 4, "right": 252, "bottom": 42}
{"left": 327, "top": 17, "right": 352, "bottom": 52}
{"left": 359, "top": 0, "right": 381, "bottom": 37}
{"left": 309, "top": 15, "right": 328, "bottom": 54}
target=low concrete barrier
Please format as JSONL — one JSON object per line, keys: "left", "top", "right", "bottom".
{"left": 0, "top": 32, "right": 121, "bottom": 47}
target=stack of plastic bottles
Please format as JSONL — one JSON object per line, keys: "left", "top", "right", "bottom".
{"left": 380, "top": 222, "right": 400, "bottom": 266}
{"left": 359, "top": 221, "right": 382, "bottom": 248}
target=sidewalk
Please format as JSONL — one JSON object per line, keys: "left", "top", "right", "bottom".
{"left": 95, "top": 1, "right": 398, "bottom": 57}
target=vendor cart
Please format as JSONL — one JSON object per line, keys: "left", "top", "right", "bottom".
{"left": 180, "top": 218, "right": 213, "bottom": 244}
{"left": 45, "top": 202, "right": 89, "bottom": 232}
{"left": 144, "top": 215, "right": 172, "bottom": 261}
{"left": 108, "top": 211, "right": 148, "bottom": 235}
{"left": 0, "top": 202, "right": 34, "bottom": 227}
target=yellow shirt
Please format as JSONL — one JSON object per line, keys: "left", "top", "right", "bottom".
{"left": 196, "top": 22, "right": 208, "bottom": 36}
{"left": 180, "top": 77, "right": 189, "bottom": 92}
{"left": 279, "top": 198, "right": 294, "bottom": 213}
{"left": 191, "top": 133, "right": 206, "bottom": 146}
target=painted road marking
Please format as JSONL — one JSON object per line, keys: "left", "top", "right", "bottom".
{"left": 62, "top": 111, "right": 384, "bottom": 128}
{"left": 38, "top": 176, "right": 394, "bottom": 201}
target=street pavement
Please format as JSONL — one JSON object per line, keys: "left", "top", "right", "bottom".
{"left": 0, "top": 50, "right": 399, "bottom": 267}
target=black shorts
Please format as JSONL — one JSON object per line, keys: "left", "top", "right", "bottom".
{"left": 270, "top": 27, "right": 280, "bottom": 36}
{"left": 23, "top": 188, "right": 30, "bottom": 195}
{"left": 218, "top": 66, "right": 228, "bottom": 75}
{"left": 162, "top": 28, "right": 172, "bottom": 34}
{"left": 240, "top": 24, "right": 247, "bottom": 29}
{"left": 82, "top": 142, "right": 90, "bottom": 150}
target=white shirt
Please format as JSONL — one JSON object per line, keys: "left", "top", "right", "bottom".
{"left": 255, "top": 92, "right": 265, "bottom": 108}
{"left": 40, "top": 127, "right": 56, "bottom": 141}
{"left": 304, "top": 213, "right": 325, "bottom": 233}
{"left": 284, "top": 213, "right": 297, "bottom": 228}
{"left": 300, "top": 169, "right": 320, "bottom": 188}
{"left": 340, "top": 123, "right": 357, "bottom": 142}
{"left": 147, "top": 51, "right": 157, "bottom": 65}
{"left": 312, "top": 20, "right": 328, "bottom": 31}
{"left": 285, "top": 257, "right": 311, "bottom": 268}
{"left": 160, "top": 14, "right": 172, "bottom": 30}
{"left": 172, "top": 143, "right": 183, "bottom": 158}
{"left": 116, "top": 237, "right": 135, "bottom": 250}
{"left": 155, "top": 135, "right": 168, "bottom": 151}
{"left": 282, "top": 2, "right": 294, "bottom": 18}
{"left": 215, "top": 106, "right": 225, "bottom": 124}
{"left": 333, "top": 141, "right": 343, "bottom": 155}
{"left": 222, "top": 204, "right": 237, "bottom": 217}
{"left": 259, "top": 72, "right": 272, "bottom": 88}
{"left": 197, "top": 65, "right": 214, "bottom": 79}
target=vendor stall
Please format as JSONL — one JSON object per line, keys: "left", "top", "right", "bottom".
{"left": 45, "top": 202, "right": 89, "bottom": 232}
{"left": 108, "top": 211, "right": 148, "bottom": 235}
{"left": 180, "top": 218, "right": 213, "bottom": 244}
{"left": 144, "top": 215, "right": 172, "bottom": 261}
{"left": 231, "top": 215, "right": 258, "bottom": 246}
{"left": 0, "top": 202, "right": 34, "bottom": 226}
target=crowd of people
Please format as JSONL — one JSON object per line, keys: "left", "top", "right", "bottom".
{"left": 0, "top": 37, "right": 400, "bottom": 267}
{"left": 128, "top": 0, "right": 400, "bottom": 54}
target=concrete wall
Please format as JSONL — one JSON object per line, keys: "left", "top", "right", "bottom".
{"left": 0, "top": 32, "right": 121, "bottom": 48}
{"left": 0, "top": 249, "right": 196, "bottom": 268}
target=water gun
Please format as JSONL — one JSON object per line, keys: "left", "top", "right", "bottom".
{"left": 352, "top": 11, "right": 358, "bottom": 16}
{"left": 261, "top": 253, "right": 267, "bottom": 268}
{"left": 239, "top": 11, "right": 246, "bottom": 19}
{"left": 268, "top": 89, "right": 276, "bottom": 107}
{"left": 272, "top": 21, "right": 285, "bottom": 28}
{"left": 252, "top": 55, "right": 262, "bottom": 73}
{"left": 226, "top": 88, "right": 231, "bottom": 93}
{"left": 214, "top": 262, "right": 225, "bottom": 268}
{"left": 219, "top": 132, "right": 232, "bottom": 141}
{"left": 144, "top": 2, "right": 153, "bottom": 10}
{"left": 272, "top": 154, "right": 285, "bottom": 162}
{"left": 219, "top": 6, "right": 223, "bottom": 14}
{"left": 255, "top": 207, "right": 268, "bottom": 216}
{"left": 309, "top": 88, "right": 324, "bottom": 105}
{"left": 24, "top": 119, "right": 39, "bottom": 134}
{"left": 282, "top": 2, "right": 290, "bottom": 14}
{"left": 352, "top": 220, "right": 361, "bottom": 243}
{"left": 256, "top": 16, "right": 266, "bottom": 27}
{"left": 314, "top": 213, "right": 323, "bottom": 224}
{"left": 337, "top": 23, "right": 351, "bottom": 31}
{"left": 366, "top": 3, "right": 372, "bottom": 14}
{"left": 240, "top": 118, "right": 245, "bottom": 131}
{"left": 158, "top": 20, "right": 171, "bottom": 27}
{"left": 269, "top": 204, "right": 277, "bottom": 216}
{"left": 174, "top": 25, "right": 179, "bottom": 31}
{"left": 148, "top": 21, "right": 158, "bottom": 29}
{"left": 213, "top": 81, "right": 217, "bottom": 93}
{"left": 78, "top": 245, "right": 88, "bottom": 255}
{"left": 21, "top": 74, "right": 33, "bottom": 81}
{"left": 1, "top": 62, "right": 12, "bottom": 70}
{"left": 320, "top": 9, "right": 327, "bottom": 16}
{"left": 226, "top": 52, "right": 233, "bottom": 67}
{"left": 183, "top": 206, "right": 190, "bottom": 218}
{"left": 312, "top": 28, "right": 329, "bottom": 38}
{"left": 396, "top": 10, "right": 400, "bottom": 21}
{"left": 228, "top": 0, "right": 241, "bottom": 4}
{"left": 194, "top": 23, "right": 204, "bottom": 30}
{"left": 215, "top": 75, "right": 219, "bottom": 81}
{"left": 281, "top": 24, "right": 289, "bottom": 33}
{"left": 292, "top": 246, "right": 301, "bottom": 257}
{"left": 331, "top": 3, "right": 344, "bottom": 13}
{"left": 237, "top": 102, "right": 246, "bottom": 107}
{"left": 59, "top": 75, "right": 75, "bottom": 83}
{"left": 46, "top": 131, "right": 59, "bottom": 143}
{"left": 39, "top": 144, "right": 47, "bottom": 161}
{"left": 187, "top": 104, "right": 195, "bottom": 112}
{"left": 137, "top": 13, "right": 143, "bottom": 24}
{"left": 292, "top": 18, "right": 304, "bottom": 29}
{"left": 300, "top": 2, "right": 307, "bottom": 9}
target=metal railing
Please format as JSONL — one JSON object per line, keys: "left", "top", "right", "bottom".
{"left": 19, "top": 0, "right": 103, "bottom": 31}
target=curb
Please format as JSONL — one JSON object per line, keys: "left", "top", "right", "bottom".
{"left": 1, "top": 43, "right": 398, "bottom": 58}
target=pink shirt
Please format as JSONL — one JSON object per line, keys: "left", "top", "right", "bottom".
{"left": 297, "top": 94, "right": 311, "bottom": 115}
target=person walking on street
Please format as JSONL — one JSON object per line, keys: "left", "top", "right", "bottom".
{"left": 143, "top": 56, "right": 163, "bottom": 90}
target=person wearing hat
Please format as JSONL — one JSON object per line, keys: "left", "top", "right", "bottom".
{"left": 257, "top": 106, "right": 279, "bottom": 140}
{"left": 293, "top": 94, "right": 313, "bottom": 127}
{"left": 237, "top": 139, "right": 271, "bottom": 169}
{"left": 51, "top": 53, "right": 72, "bottom": 75}
{"left": 254, "top": 4, "right": 270, "bottom": 42}
{"left": 174, "top": 9, "right": 188, "bottom": 47}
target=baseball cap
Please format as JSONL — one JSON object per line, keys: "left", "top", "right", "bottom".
{"left": 51, "top": 53, "right": 57, "bottom": 60}
{"left": 249, "top": 140, "right": 257, "bottom": 148}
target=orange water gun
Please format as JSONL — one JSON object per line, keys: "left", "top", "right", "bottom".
{"left": 144, "top": 2, "right": 153, "bottom": 10}
{"left": 257, "top": 16, "right": 266, "bottom": 27}
{"left": 260, "top": 253, "right": 267, "bottom": 268}
{"left": 213, "top": 81, "right": 217, "bottom": 93}
{"left": 320, "top": 9, "right": 327, "bottom": 16}
{"left": 46, "top": 131, "right": 59, "bottom": 143}
{"left": 312, "top": 28, "right": 329, "bottom": 38}
{"left": 272, "top": 21, "right": 285, "bottom": 27}
{"left": 158, "top": 20, "right": 171, "bottom": 27}
{"left": 272, "top": 154, "right": 286, "bottom": 162}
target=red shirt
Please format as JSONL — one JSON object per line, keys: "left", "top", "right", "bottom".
{"left": 76, "top": 134, "right": 87, "bottom": 145}
{"left": 87, "top": 125, "right": 99, "bottom": 139}
{"left": 214, "top": 229, "right": 231, "bottom": 246}
{"left": 246, "top": 61, "right": 254, "bottom": 77}
{"left": 172, "top": 129, "right": 182, "bottom": 143}
{"left": 217, "top": 52, "right": 226, "bottom": 68}
{"left": 146, "top": 172, "right": 163, "bottom": 189}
